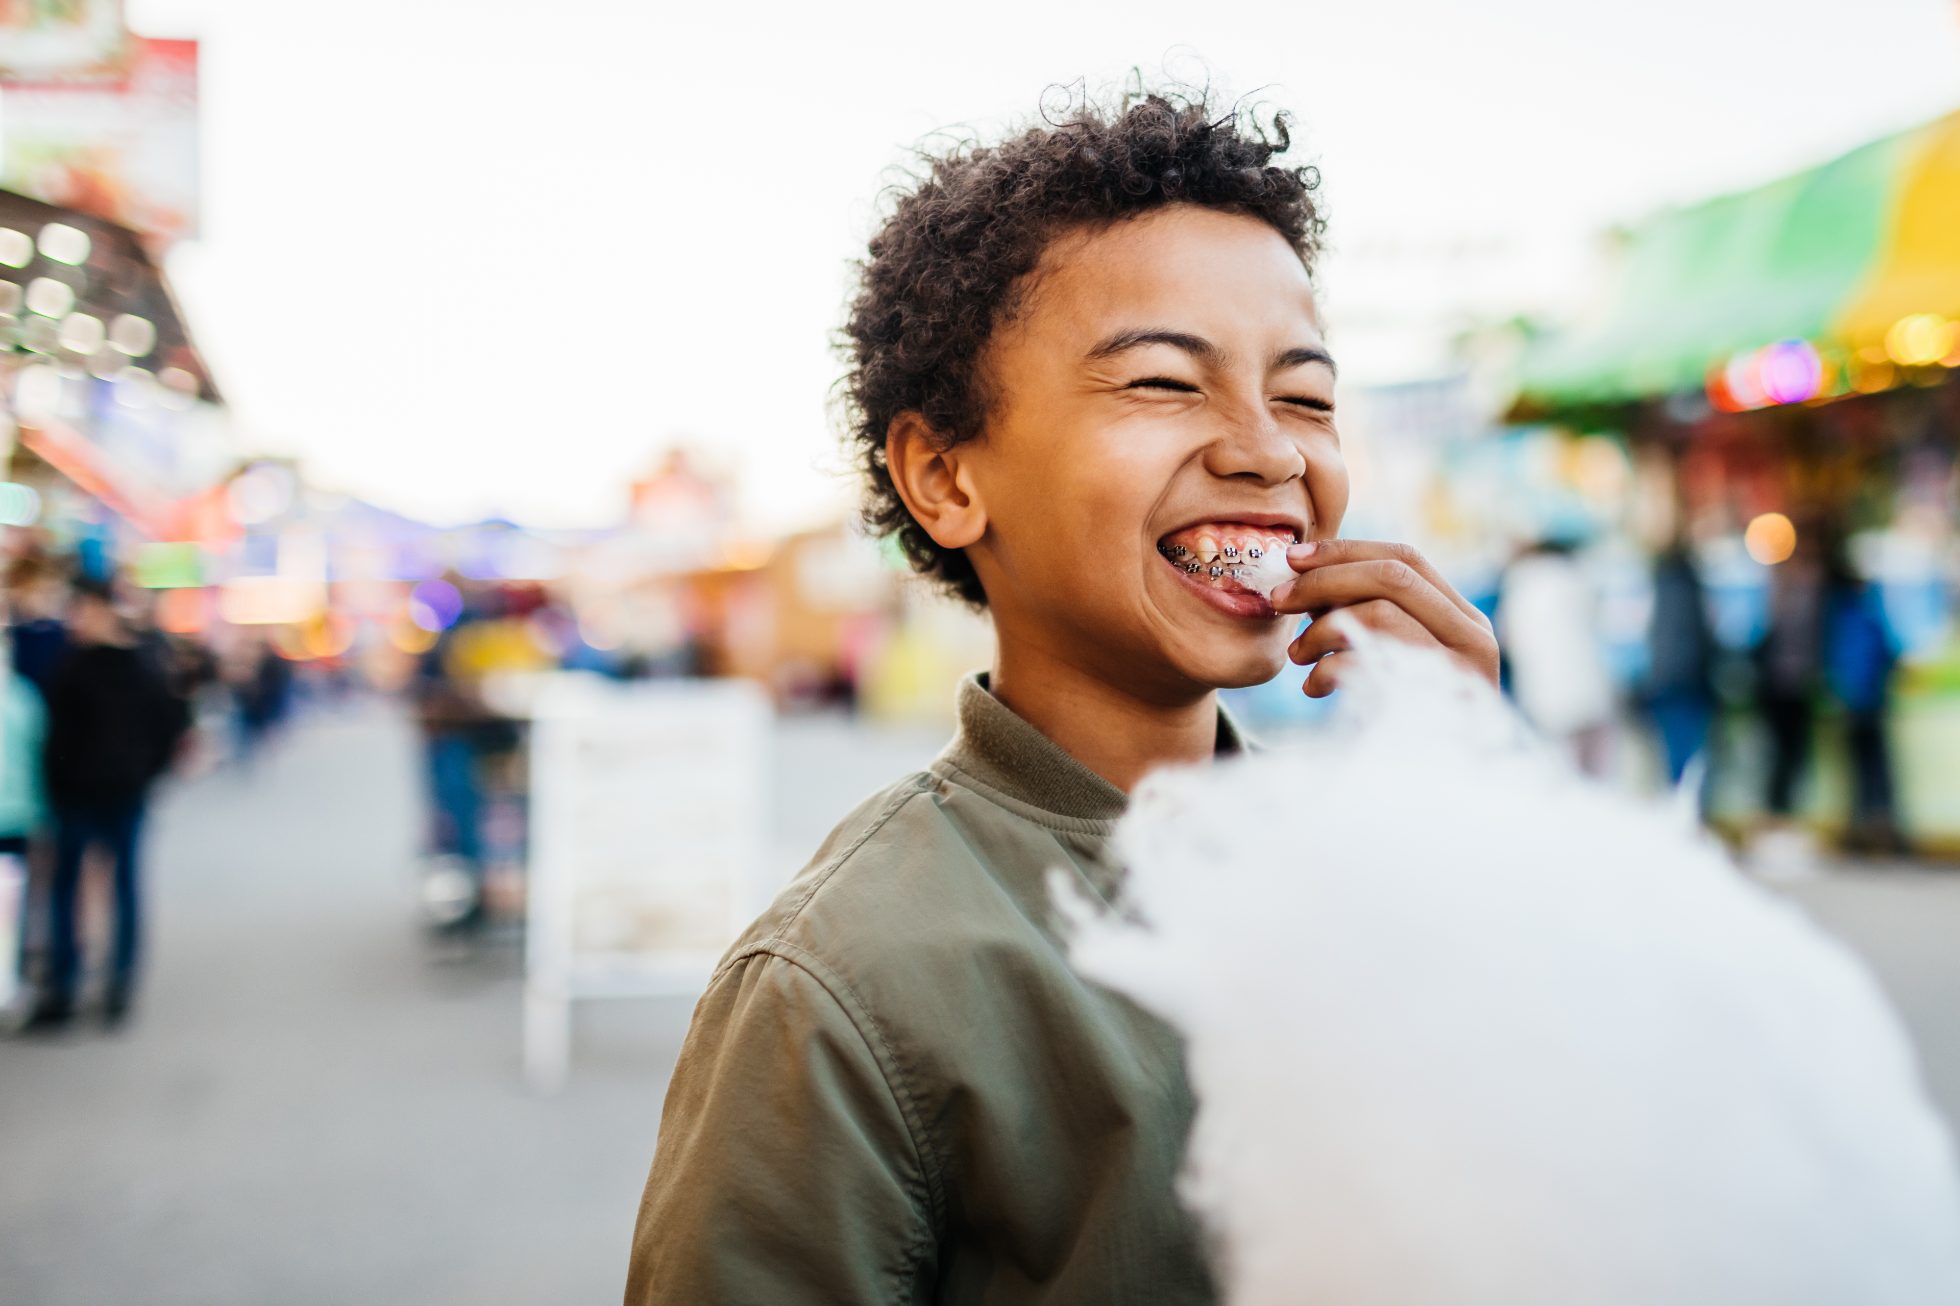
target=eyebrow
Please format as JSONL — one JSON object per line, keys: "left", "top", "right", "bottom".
{"left": 1085, "top": 328, "right": 1338, "bottom": 377}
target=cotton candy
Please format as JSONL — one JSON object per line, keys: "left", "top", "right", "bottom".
{"left": 1057, "top": 620, "right": 1960, "bottom": 1306}
{"left": 1232, "top": 546, "right": 1295, "bottom": 598}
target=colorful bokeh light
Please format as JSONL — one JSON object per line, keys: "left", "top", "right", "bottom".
{"left": 1759, "top": 340, "right": 1824, "bottom": 404}
{"left": 1744, "top": 512, "right": 1798, "bottom": 566}
{"left": 0, "top": 481, "right": 41, "bottom": 526}
{"left": 300, "top": 613, "right": 356, "bottom": 660}
{"left": 1722, "top": 352, "right": 1767, "bottom": 409}
{"left": 1885, "top": 314, "right": 1955, "bottom": 368}
{"left": 390, "top": 619, "right": 440, "bottom": 655}
{"left": 408, "top": 579, "right": 464, "bottom": 632}
{"left": 227, "top": 463, "right": 297, "bottom": 526}
{"left": 154, "top": 588, "right": 210, "bottom": 635}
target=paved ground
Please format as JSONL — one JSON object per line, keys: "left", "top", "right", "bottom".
{"left": 1, "top": 698, "right": 1955, "bottom": 1305}
{"left": 1778, "top": 864, "right": 1960, "bottom": 1121}
{"left": 0, "top": 698, "right": 942, "bottom": 1306}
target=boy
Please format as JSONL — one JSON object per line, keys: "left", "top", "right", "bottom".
{"left": 627, "top": 89, "right": 1498, "bottom": 1304}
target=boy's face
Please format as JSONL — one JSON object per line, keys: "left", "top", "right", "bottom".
{"left": 962, "top": 204, "right": 1348, "bottom": 699}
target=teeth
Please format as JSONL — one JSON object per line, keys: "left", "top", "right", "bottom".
{"left": 1159, "top": 526, "right": 1304, "bottom": 590}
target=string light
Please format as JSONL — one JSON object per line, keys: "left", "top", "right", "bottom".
{"left": 36, "top": 223, "right": 89, "bottom": 266}
{"left": 24, "top": 277, "right": 74, "bottom": 318}
{"left": 0, "top": 228, "right": 32, "bottom": 267}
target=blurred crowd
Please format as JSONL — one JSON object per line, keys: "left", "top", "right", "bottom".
{"left": 1495, "top": 512, "right": 1910, "bottom": 860}
{"left": 4, "top": 552, "right": 202, "bottom": 1031}
{"left": 0, "top": 546, "right": 746, "bottom": 1028}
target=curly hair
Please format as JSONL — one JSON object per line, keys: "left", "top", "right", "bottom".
{"left": 838, "top": 85, "right": 1326, "bottom": 607}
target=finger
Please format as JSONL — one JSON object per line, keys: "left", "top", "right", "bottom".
{"left": 1288, "top": 600, "right": 1431, "bottom": 666}
{"left": 1304, "top": 650, "right": 1350, "bottom": 698}
{"left": 1286, "top": 538, "right": 1488, "bottom": 628}
{"left": 1273, "top": 559, "right": 1483, "bottom": 653}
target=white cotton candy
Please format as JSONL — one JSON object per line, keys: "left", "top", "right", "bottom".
{"left": 1055, "top": 619, "right": 1960, "bottom": 1306}
{"left": 1232, "top": 547, "right": 1296, "bottom": 598}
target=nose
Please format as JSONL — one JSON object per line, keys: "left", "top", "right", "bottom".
{"left": 1200, "top": 401, "right": 1306, "bottom": 486}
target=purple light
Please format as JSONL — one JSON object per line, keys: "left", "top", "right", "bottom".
{"left": 408, "top": 579, "right": 463, "bottom": 631}
{"left": 1759, "top": 340, "right": 1823, "bottom": 405}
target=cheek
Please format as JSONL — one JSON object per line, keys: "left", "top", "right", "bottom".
{"left": 977, "top": 449, "right": 1123, "bottom": 575}
{"left": 1084, "top": 441, "right": 1176, "bottom": 521}
{"left": 1306, "top": 445, "right": 1351, "bottom": 534}
{"left": 1000, "top": 419, "right": 1176, "bottom": 540}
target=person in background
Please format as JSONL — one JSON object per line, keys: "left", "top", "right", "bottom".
{"left": 1822, "top": 543, "right": 1906, "bottom": 855}
{"left": 0, "top": 590, "right": 49, "bottom": 1001}
{"left": 0, "top": 588, "right": 48, "bottom": 850}
{"left": 410, "top": 580, "right": 522, "bottom": 934}
{"left": 1497, "top": 537, "right": 1618, "bottom": 777}
{"left": 1755, "top": 528, "right": 1826, "bottom": 824}
{"left": 228, "top": 631, "right": 294, "bottom": 766}
{"left": 1643, "top": 536, "right": 1718, "bottom": 793}
{"left": 4, "top": 553, "right": 68, "bottom": 700}
{"left": 25, "top": 575, "right": 191, "bottom": 1031}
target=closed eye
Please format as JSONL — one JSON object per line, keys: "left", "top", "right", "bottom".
{"left": 1125, "top": 378, "right": 1331, "bottom": 413}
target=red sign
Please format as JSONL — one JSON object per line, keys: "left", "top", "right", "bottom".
{"left": 0, "top": 36, "right": 199, "bottom": 242}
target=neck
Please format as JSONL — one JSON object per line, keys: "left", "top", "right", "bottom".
{"left": 989, "top": 636, "right": 1218, "bottom": 794}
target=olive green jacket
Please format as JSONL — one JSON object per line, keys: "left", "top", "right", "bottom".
{"left": 625, "top": 673, "right": 1240, "bottom": 1305}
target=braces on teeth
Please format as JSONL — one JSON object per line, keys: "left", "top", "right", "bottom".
{"left": 1157, "top": 535, "right": 1299, "bottom": 597}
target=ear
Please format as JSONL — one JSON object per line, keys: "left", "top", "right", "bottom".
{"left": 885, "top": 412, "right": 986, "bottom": 550}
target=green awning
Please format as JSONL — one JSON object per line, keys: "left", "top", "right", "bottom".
{"left": 1514, "top": 111, "right": 1958, "bottom": 413}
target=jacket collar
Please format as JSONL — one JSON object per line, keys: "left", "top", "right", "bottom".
{"left": 935, "top": 671, "right": 1249, "bottom": 824}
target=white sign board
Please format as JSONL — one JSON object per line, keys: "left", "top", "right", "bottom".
{"left": 524, "top": 674, "right": 770, "bottom": 1090}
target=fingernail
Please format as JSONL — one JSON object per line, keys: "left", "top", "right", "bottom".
{"left": 1288, "top": 541, "right": 1318, "bottom": 560}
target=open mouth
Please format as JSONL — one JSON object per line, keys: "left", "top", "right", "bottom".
{"left": 1155, "top": 522, "right": 1300, "bottom": 617}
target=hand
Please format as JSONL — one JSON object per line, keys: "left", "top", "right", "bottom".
{"left": 1270, "top": 539, "right": 1500, "bottom": 698}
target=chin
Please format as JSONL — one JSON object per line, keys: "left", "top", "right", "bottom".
{"left": 1208, "top": 658, "right": 1288, "bottom": 691}
{"left": 1176, "top": 640, "right": 1290, "bottom": 692}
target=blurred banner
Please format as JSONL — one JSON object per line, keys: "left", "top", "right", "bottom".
{"left": 0, "top": 0, "right": 129, "bottom": 86}
{"left": 0, "top": 35, "right": 199, "bottom": 242}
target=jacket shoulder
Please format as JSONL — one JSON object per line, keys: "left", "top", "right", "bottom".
{"left": 729, "top": 771, "right": 942, "bottom": 958}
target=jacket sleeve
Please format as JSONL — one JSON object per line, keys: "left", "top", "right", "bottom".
{"left": 625, "top": 948, "right": 938, "bottom": 1305}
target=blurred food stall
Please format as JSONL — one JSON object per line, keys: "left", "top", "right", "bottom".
{"left": 565, "top": 449, "right": 992, "bottom": 721}
{"left": 0, "top": 16, "right": 219, "bottom": 568}
{"left": 0, "top": 189, "right": 229, "bottom": 571}
{"left": 1509, "top": 108, "right": 1960, "bottom": 847}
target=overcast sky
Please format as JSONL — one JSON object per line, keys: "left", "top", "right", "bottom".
{"left": 127, "top": 0, "right": 1960, "bottom": 530}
